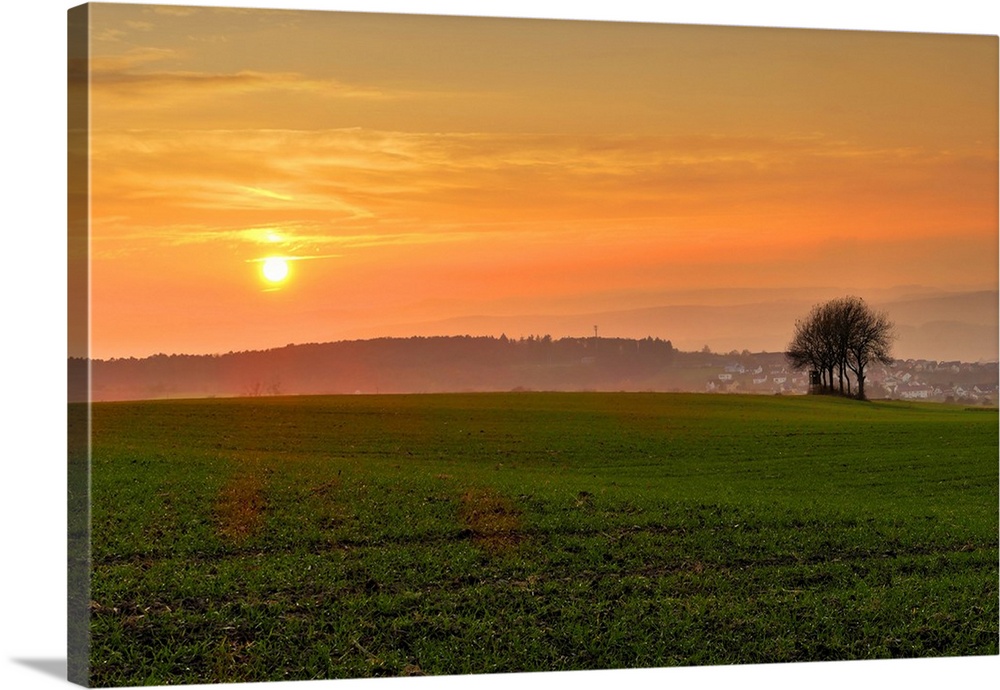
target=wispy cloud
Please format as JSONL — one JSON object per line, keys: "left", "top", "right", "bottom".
{"left": 151, "top": 6, "right": 200, "bottom": 17}
{"left": 92, "top": 67, "right": 396, "bottom": 101}
{"left": 91, "top": 126, "right": 998, "bottom": 263}
{"left": 239, "top": 186, "right": 294, "bottom": 202}
{"left": 88, "top": 44, "right": 408, "bottom": 104}
{"left": 245, "top": 253, "right": 342, "bottom": 261}
{"left": 89, "top": 218, "right": 488, "bottom": 261}
{"left": 89, "top": 47, "right": 181, "bottom": 72}
{"left": 93, "top": 28, "right": 127, "bottom": 42}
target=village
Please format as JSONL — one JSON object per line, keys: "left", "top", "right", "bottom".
{"left": 702, "top": 352, "right": 998, "bottom": 405}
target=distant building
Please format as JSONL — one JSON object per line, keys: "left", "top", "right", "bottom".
{"left": 899, "top": 384, "right": 933, "bottom": 400}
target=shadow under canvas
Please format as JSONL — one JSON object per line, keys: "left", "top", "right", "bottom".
{"left": 13, "top": 657, "right": 68, "bottom": 681}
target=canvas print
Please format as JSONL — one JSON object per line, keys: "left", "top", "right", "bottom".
{"left": 68, "top": 3, "right": 999, "bottom": 687}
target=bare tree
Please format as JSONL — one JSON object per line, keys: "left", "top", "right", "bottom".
{"left": 825, "top": 297, "right": 859, "bottom": 396}
{"left": 243, "top": 380, "right": 263, "bottom": 397}
{"left": 842, "top": 298, "right": 895, "bottom": 399}
{"left": 786, "top": 312, "right": 826, "bottom": 389}
{"left": 786, "top": 302, "right": 838, "bottom": 392}
{"left": 786, "top": 296, "right": 894, "bottom": 399}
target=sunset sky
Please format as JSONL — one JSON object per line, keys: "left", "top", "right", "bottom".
{"left": 78, "top": 3, "right": 998, "bottom": 360}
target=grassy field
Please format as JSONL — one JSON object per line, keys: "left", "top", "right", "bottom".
{"left": 85, "top": 392, "right": 998, "bottom": 686}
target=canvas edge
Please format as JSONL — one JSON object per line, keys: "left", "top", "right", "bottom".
{"left": 67, "top": 3, "right": 92, "bottom": 687}
{"left": 56, "top": 4, "right": 1000, "bottom": 689}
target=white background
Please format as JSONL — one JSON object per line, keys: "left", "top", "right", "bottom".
{"left": 2, "top": 2, "right": 997, "bottom": 689}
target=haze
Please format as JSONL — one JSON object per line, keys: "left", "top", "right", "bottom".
{"left": 73, "top": 5, "right": 999, "bottom": 362}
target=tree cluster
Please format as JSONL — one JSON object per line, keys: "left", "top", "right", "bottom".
{"left": 785, "top": 296, "right": 895, "bottom": 400}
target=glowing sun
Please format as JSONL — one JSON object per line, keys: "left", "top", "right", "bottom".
{"left": 261, "top": 257, "right": 289, "bottom": 283}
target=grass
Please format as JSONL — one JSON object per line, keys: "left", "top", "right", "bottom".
{"left": 84, "top": 392, "right": 998, "bottom": 685}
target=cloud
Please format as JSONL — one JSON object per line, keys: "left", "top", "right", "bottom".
{"left": 87, "top": 45, "right": 406, "bottom": 105}
{"left": 151, "top": 6, "right": 200, "bottom": 17}
{"left": 89, "top": 47, "right": 180, "bottom": 72}
{"left": 90, "top": 126, "right": 997, "bottom": 267}
{"left": 91, "top": 66, "right": 395, "bottom": 102}
{"left": 240, "top": 186, "right": 294, "bottom": 202}
{"left": 246, "top": 254, "right": 342, "bottom": 263}
{"left": 89, "top": 217, "right": 484, "bottom": 261}
{"left": 93, "top": 28, "right": 127, "bottom": 42}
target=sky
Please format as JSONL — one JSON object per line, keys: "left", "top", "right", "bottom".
{"left": 75, "top": 2, "right": 998, "bottom": 359}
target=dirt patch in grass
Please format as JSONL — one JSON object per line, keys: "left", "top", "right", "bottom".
{"left": 307, "top": 475, "right": 348, "bottom": 530}
{"left": 309, "top": 477, "right": 341, "bottom": 497}
{"left": 215, "top": 463, "right": 269, "bottom": 543}
{"left": 457, "top": 488, "right": 524, "bottom": 552}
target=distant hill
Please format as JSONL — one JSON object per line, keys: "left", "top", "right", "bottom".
{"left": 72, "top": 333, "right": 998, "bottom": 403}
{"left": 73, "top": 286, "right": 1000, "bottom": 402}
{"left": 338, "top": 289, "right": 997, "bottom": 364}
{"left": 78, "top": 335, "right": 683, "bottom": 401}
{"left": 879, "top": 290, "right": 998, "bottom": 362}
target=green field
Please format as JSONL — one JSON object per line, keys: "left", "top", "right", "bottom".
{"left": 85, "top": 392, "right": 999, "bottom": 686}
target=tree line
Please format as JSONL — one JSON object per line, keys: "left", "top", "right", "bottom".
{"left": 79, "top": 335, "right": 679, "bottom": 400}
{"left": 785, "top": 296, "right": 894, "bottom": 400}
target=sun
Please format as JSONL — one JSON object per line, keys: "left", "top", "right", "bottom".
{"left": 261, "top": 257, "right": 289, "bottom": 283}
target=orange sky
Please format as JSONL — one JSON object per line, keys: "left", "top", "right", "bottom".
{"left": 78, "top": 3, "right": 998, "bottom": 359}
